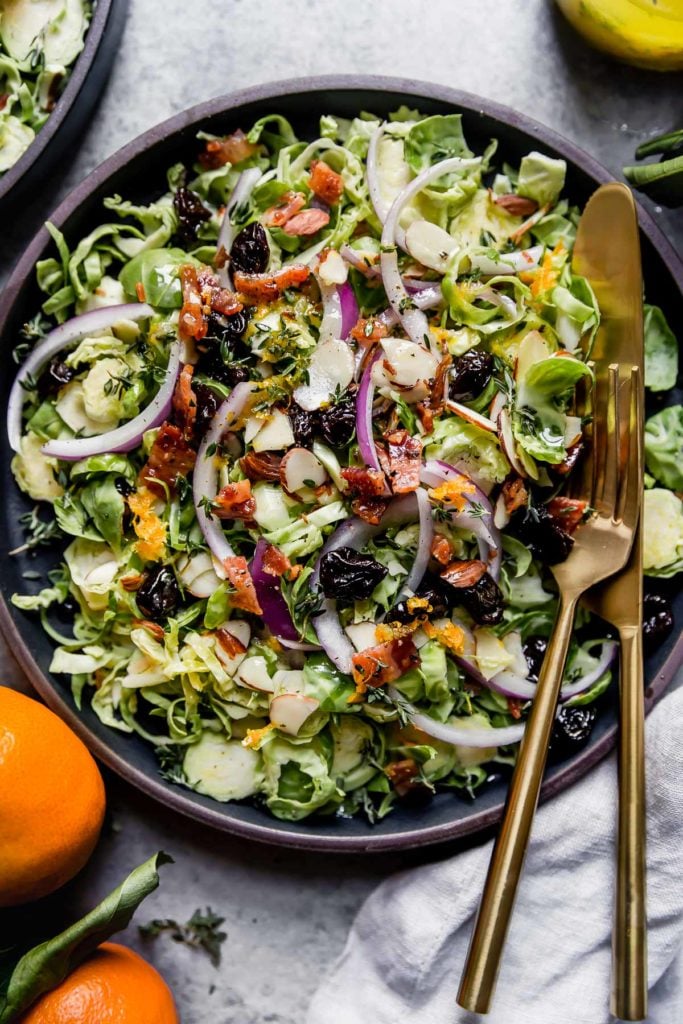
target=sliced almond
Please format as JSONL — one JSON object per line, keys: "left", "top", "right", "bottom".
{"left": 404, "top": 219, "right": 457, "bottom": 274}
{"left": 269, "top": 693, "right": 320, "bottom": 736}
{"left": 279, "top": 447, "right": 329, "bottom": 500}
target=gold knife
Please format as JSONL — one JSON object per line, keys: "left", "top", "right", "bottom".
{"left": 573, "top": 182, "right": 647, "bottom": 1021}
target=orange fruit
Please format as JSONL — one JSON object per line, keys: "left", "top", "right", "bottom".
{"left": 17, "top": 942, "right": 179, "bottom": 1024}
{"left": 0, "top": 687, "right": 105, "bottom": 906}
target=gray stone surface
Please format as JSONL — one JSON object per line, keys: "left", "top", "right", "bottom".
{"left": 1, "top": 2, "right": 682, "bottom": 1022}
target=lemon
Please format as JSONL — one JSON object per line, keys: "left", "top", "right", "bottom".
{"left": 555, "top": 0, "right": 683, "bottom": 70}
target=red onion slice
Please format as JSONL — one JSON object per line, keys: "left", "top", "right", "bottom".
{"left": 366, "top": 122, "right": 390, "bottom": 225}
{"left": 216, "top": 167, "right": 263, "bottom": 287}
{"left": 356, "top": 348, "right": 382, "bottom": 471}
{"left": 380, "top": 156, "right": 481, "bottom": 345}
{"left": 404, "top": 486, "right": 434, "bottom": 599}
{"left": 486, "top": 640, "right": 617, "bottom": 702}
{"left": 338, "top": 281, "right": 359, "bottom": 339}
{"left": 193, "top": 382, "right": 258, "bottom": 564}
{"left": 420, "top": 459, "right": 501, "bottom": 580}
{"left": 8, "top": 303, "right": 155, "bottom": 453}
{"left": 279, "top": 637, "right": 321, "bottom": 652}
{"left": 251, "top": 537, "right": 300, "bottom": 642}
{"left": 388, "top": 687, "right": 525, "bottom": 747}
{"left": 375, "top": 283, "right": 443, "bottom": 332}
{"left": 41, "top": 340, "right": 181, "bottom": 461}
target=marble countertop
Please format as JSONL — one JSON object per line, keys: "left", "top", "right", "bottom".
{"left": 1, "top": 2, "right": 681, "bottom": 1022}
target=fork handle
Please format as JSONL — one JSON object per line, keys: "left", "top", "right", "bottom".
{"left": 612, "top": 623, "right": 647, "bottom": 1020}
{"left": 457, "top": 591, "right": 578, "bottom": 1013}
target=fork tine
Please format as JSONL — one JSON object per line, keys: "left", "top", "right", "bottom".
{"left": 617, "top": 365, "right": 642, "bottom": 530}
{"left": 593, "top": 364, "right": 621, "bottom": 515}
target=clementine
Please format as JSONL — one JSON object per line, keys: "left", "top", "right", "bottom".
{"left": 17, "top": 943, "right": 179, "bottom": 1024}
{"left": 0, "top": 687, "right": 105, "bottom": 906}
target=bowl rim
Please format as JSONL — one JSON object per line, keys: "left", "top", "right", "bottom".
{"left": 0, "top": 0, "right": 118, "bottom": 203}
{"left": 1, "top": 74, "right": 681, "bottom": 853}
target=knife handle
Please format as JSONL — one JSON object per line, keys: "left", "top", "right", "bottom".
{"left": 612, "top": 623, "right": 647, "bottom": 1021}
{"left": 457, "top": 591, "right": 578, "bottom": 1013}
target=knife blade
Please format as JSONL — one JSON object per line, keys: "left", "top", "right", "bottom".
{"left": 573, "top": 182, "right": 647, "bottom": 1022}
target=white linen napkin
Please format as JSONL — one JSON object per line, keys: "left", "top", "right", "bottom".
{"left": 307, "top": 684, "right": 683, "bottom": 1024}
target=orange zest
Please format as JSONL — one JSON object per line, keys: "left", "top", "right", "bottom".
{"left": 422, "top": 619, "right": 466, "bottom": 655}
{"left": 128, "top": 488, "right": 167, "bottom": 561}
{"left": 428, "top": 477, "right": 476, "bottom": 512}
{"left": 242, "top": 723, "right": 275, "bottom": 749}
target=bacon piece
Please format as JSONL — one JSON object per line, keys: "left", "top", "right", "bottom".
{"left": 234, "top": 264, "right": 310, "bottom": 304}
{"left": 179, "top": 265, "right": 206, "bottom": 341}
{"left": 309, "top": 160, "right": 344, "bottom": 204}
{"left": 223, "top": 556, "right": 263, "bottom": 615}
{"left": 262, "top": 543, "right": 292, "bottom": 578}
{"left": 212, "top": 480, "right": 256, "bottom": 520}
{"left": 546, "top": 497, "right": 588, "bottom": 535}
{"left": 197, "top": 268, "right": 243, "bottom": 316}
{"left": 240, "top": 450, "right": 282, "bottom": 482}
{"left": 140, "top": 423, "right": 196, "bottom": 495}
{"left": 554, "top": 439, "right": 584, "bottom": 478}
{"left": 282, "top": 209, "right": 330, "bottom": 237}
{"left": 417, "top": 353, "right": 451, "bottom": 435}
{"left": 350, "top": 318, "right": 388, "bottom": 345}
{"left": 263, "top": 191, "right": 306, "bottom": 228}
{"left": 493, "top": 193, "right": 539, "bottom": 217}
{"left": 341, "top": 466, "right": 390, "bottom": 498}
{"left": 384, "top": 428, "right": 422, "bottom": 494}
{"left": 351, "top": 636, "right": 419, "bottom": 692}
{"left": 199, "top": 129, "right": 260, "bottom": 170}
{"left": 215, "top": 627, "right": 248, "bottom": 658}
{"left": 502, "top": 476, "right": 529, "bottom": 515}
{"left": 179, "top": 265, "right": 243, "bottom": 341}
{"left": 172, "top": 364, "right": 197, "bottom": 439}
{"left": 351, "top": 497, "right": 390, "bottom": 525}
{"left": 385, "top": 757, "right": 421, "bottom": 797}
{"left": 430, "top": 535, "right": 453, "bottom": 565}
{"left": 507, "top": 698, "right": 526, "bottom": 719}
{"left": 440, "top": 559, "right": 487, "bottom": 589}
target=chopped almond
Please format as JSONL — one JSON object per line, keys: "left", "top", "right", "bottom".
{"left": 215, "top": 627, "right": 248, "bottom": 658}
{"left": 440, "top": 559, "right": 487, "bottom": 589}
{"left": 502, "top": 476, "right": 529, "bottom": 515}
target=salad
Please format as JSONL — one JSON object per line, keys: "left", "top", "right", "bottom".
{"left": 0, "top": 0, "right": 91, "bottom": 175}
{"left": 8, "top": 108, "right": 682, "bottom": 824}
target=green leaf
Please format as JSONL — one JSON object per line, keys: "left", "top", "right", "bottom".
{"left": 644, "top": 304, "right": 679, "bottom": 392}
{"left": 404, "top": 114, "right": 472, "bottom": 173}
{"left": 119, "top": 248, "right": 198, "bottom": 309}
{"left": 0, "top": 852, "right": 172, "bottom": 1024}
{"left": 645, "top": 405, "right": 683, "bottom": 490}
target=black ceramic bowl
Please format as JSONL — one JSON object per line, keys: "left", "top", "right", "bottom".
{"left": 1, "top": 76, "right": 681, "bottom": 852}
{"left": 0, "top": 0, "right": 128, "bottom": 212}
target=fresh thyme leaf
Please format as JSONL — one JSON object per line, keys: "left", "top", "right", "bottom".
{"left": 11, "top": 506, "right": 64, "bottom": 556}
{"left": 139, "top": 907, "right": 227, "bottom": 968}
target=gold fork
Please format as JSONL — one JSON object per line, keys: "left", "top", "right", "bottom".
{"left": 458, "top": 364, "right": 642, "bottom": 1013}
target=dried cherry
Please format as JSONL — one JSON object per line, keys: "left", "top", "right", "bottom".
{"left": 230, "top": 222, "right": 270, "bottom": 275}
{"left": 449, "top": 351, "right": 494, "bottom": 402}
{"left": 136, "top": 565, "right": 180, "bottom": 621}
{"left": 318, "top": 547, "right": 388, "bottom": 602}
